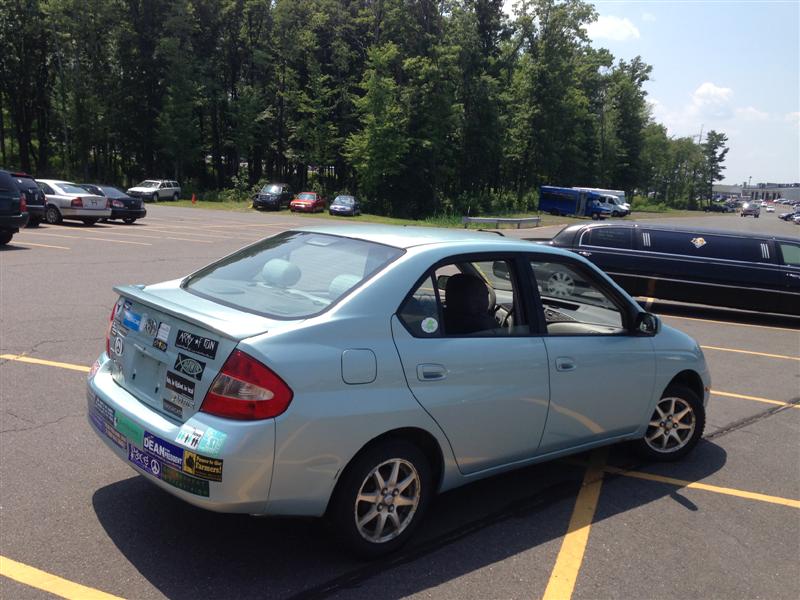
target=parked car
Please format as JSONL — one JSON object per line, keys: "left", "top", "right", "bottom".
{"left": 37, "top": 179, "right": 111, "bottom": 225}
{"left": 0, "top": 169, "right": 29, "bottom": 245}
{"left": 704, "top": 202, "right": 735, "bottom": 213}
{"left": 329, "top": 195, "right": 361, "bottom": 216}
{"left": 740, "top": 202, "right": 760, "bottom": 218}
{"left": 545, "top": 222, "right": 800, "bottom": 316}
{"left": 88, "top": 225, "right": 710, "bottom": 557}
{"left": 11, "top": 172, "right": 45, "bottom": 226}
{"left": 778, "top": 209, "right": 800, "bottom": 221}
{"left": 126, "top": 180, "right": 181, "bottom": 202}
{"left": 765, "top": 205, "right": 775, "bottom": 213}
{"left": 253, "top": 183, "right": 293, "bottom": 211}
{"left": 289, "top": 191, "right": 325, "bottom": 213}
{"left": 80, "top": 184, "right": 147, "bottom": 224}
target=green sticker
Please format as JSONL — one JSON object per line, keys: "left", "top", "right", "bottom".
{"left": 114, "top": 413, "right": 144, "bottom": 447}
{"left": 421, "top": 317, "right": 439, "bottom": 334}
{"left": 197, "top": 427, "right": 227, "bottom": 457}
{"left": 162, "top": 465, "right": 210, "bottom": 497}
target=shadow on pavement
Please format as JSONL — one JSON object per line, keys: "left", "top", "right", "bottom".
{"left": 92, "top": 440, "right": 727, "bottom": 600}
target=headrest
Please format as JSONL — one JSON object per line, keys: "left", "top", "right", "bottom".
{"left": 261, "top": 258, "right": 301, "bottom": 287}
{"left": 446, "top": 274, "right": 490, "bottom": 315}
{"left": 329, "top": 273, "right": 361, "bottom": 299}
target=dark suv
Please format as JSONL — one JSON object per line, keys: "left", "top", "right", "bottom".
{"left": 11, "top": 172, "right": 45, "bottom": 226}
{"left": 253, "top": 183, "right": 292, "bottom": 210}
{"left": 0, "top": 170, "right": 30, "bottom": 245}
{"left": 544, "top": 222, "right": 800, "bottom": 316}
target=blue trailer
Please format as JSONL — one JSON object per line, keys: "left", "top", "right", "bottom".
{"left": 538, "top": 186, "right": 613, "bottom": 219}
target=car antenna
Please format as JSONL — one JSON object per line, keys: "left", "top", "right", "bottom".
{"left": 478, "top": 229, "right": 505, "bottom": 237}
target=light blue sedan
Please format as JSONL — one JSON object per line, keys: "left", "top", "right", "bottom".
{"left": 87, "top": 225, "right": 710, "bottom": 556}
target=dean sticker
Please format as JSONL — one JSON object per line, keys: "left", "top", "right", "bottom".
{"left": 174, "top": 353, "right": 205, "bottom": 381}
{"left": 142, "top": 432, "right": 184, "bottom": 469}
{"left": 175, "top": 330, "right": 218, "bottom": 360}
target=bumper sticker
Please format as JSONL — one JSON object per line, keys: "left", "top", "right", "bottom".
{"left": 93, "top": 395, "right": 115, "bottom": 423}
{"left": 129, "top": 444, "right": 164, "bottom": 478}
{"left": 142, "top": 432, "right": 184, "bottom": 470}
{"left": 182, "top": 451, "right": 223, "bottom": 482}
{"left": 176, "top": 424, "right": 203, "bottom": 450}
{"left": 89, "top": 410, "right": 126, "bottom": 450}
{"left": 122, "top": 309, "right": 142, "bottom": 331}
{"left": 197, "top": 427, "right": 227, "bottom": 457}
{"left": 165, "top": 371, "right": 195, "bottom": 404}
{"left": 162, "top": 397, "right": 183, "bottom": 419}
{"left": 162, "top": 464, "right": 210, "bottom": 497}
{"left": 174, "top": 353, "right": 205, "bottom": 381}
{"left": 115, "top": 412, "right": 144, "bottom": 447}
{"left": 153, "top": 322, "right": 171, "bottom": 352}
{"left": 175, "top": 330, "right": 218, "bottom": 360}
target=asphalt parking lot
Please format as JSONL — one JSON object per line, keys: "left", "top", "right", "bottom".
{"left": 1, "top": 207, "right": 798, "bottom": 599}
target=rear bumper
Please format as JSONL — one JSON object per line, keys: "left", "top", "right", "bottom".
{"left": 0, "top": 212, "right": 29, "bottom": 231}
{"left": 110, "top": 207, "right": 147, "bottom": 219}
{"left": 88, "top": 354, "right": 275, "bottom": 514}
{"left": 61, "top": 207, "right": 113, "bottom": 219}
{"left": 26, "top": 205, "right": 45, "bottom": 218}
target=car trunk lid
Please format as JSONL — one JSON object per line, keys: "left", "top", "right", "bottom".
{"left": 108, "top": 283, "right": 290, "bottom": 423}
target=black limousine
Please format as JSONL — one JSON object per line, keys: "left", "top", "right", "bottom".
{"left": 542, "top": 223, "right": 800, "bottom": 316}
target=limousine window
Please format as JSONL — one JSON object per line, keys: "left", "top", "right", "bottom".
{"left": 579, "top": 227, "right": 633, "bottom": 249}
{"left": 641, "top": 230, "right": 769, "bottom": 262}
{"left": 779, "top": 242, "right": 800, "bottom": 266}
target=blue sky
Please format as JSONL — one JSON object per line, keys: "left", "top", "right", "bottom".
{"left": 509, "top": 1, "right": 800, "bottom": 185}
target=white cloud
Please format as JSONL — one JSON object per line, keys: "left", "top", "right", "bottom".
{"left": 735, "top": 106, "right": 769, "bottom": 121}
{"left": 690, "top": 82, "right": 734, "bottom": 119}
{"left": 584, "top": 16, "right": 641, "bottom": 42}
{"left": 642, "top": 12, "right": 657, "bottom": 22}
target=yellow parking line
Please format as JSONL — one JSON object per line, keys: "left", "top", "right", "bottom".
{"left": 26, "top": 232, "right": 151, "bottom": 246}
{"left": 0, "top": 354, "right": 89, "bottom": 373}
{"left": 1, "top": 555, "right": 124, "bottom": 600}
{"left": 11, "top": 241, "right": 71, "bottom": 250}
{"left": 662, "top": 314, "right": 800, "bottom": 334}
{"left": 542, "top": 449, "right": 607, "bottom": 600}
{"left": 700, "top": 345, "right": 799, "bottom": 361}
{"left": 711, "top": 390, "right": 800, "bottom": 409}
{"left": 602, "top": 466, "right": 800, "bottom": 509}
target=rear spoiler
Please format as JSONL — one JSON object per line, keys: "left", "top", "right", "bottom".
{"left": 113, "top": 284, "right": 271, "bottom": 341}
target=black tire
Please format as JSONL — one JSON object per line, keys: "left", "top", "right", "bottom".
{"left": 82, "top": 218, "right": 98, "bottom": 226}
{"left": 612, "top": 211, "right": 621, "bottom": 217}
{"left": 0, "top": 231, "right": 12, "bottom": 245}
{"left": 152, "top": 193, "right": 158, "bottom": 203}
{"left": 45, "top": 205, "right": 62, "bottom": 225}
{"left": 591, "top": 213, "right": 599, "bottom": 220}
{"left": 173, "top": 192, "right": 179, "bottom": 201}
{"left": 26, "top": 217, "right": 41, "bottom": 228}
{"left": 633, "top": 384, "right": 705, "bottom": 462}
{"left": 329, "top": 439, "right": 432, "bottom": 558}
{"left": 329, "top": 210, "right": 334, "bottom": 215}
{"left": 122, "top": 218, "right": 136, "bottom": 224}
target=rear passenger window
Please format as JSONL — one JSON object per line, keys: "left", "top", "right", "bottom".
{"left": 779, "top": 243, "right": 800, "bottom": 266}
{"left": 398, "top": 276, "right": 441, "bottom": 337}
{"left": 581, "top": 227, "right": 632, "bottom": 249}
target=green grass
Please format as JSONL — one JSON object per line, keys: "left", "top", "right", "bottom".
{"left": 161, "top": 198, "right": 724, "bottom": 228}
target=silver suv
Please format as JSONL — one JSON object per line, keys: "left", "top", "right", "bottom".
{"left": 126, "top": 180, "right": 181, "bottom": 202}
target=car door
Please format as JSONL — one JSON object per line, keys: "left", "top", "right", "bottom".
{"left": 391, "top": 255, "right": 551, "bottom": 475}
{"left": 527, "top": 255, "right": 656, "bottom": 452}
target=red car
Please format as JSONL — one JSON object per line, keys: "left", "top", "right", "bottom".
{"left": 289, "top": 192, "right": 325, "bottom": 213}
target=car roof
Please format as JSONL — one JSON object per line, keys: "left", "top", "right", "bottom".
{"left": 295, "top": 224, "right": 571, "bottom": 253}
{"left": 558, "top": 221, "right": 800, "bottom": 244}
{"left": 37, "top": 179, "right": 73, "bottom": 185}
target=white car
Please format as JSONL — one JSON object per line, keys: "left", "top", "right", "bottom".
{"left": 37, "top": 179, "right": 111, "bottom": 225}
{"left": 766, "top": 205, "right": 775, "bottom": 213}
{"left": 126, "top": 180, "right": 181, "bottom": 202}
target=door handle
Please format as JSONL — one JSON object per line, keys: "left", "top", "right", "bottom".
{"left": 555, "top": 357, "right": 576, "bottom": 372}
{"left": 786, "top": 273, "right": 800, "bottom": 279}
{"left": 417, "top": 363, "right": 447, "bottom": 381}
{"left": 578, "top": 250, "right": 592, "bottom": 257}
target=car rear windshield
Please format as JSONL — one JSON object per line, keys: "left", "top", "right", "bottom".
{"left": 13, "top": 177, "right": 39, "bottom": 190}
{"left": 137, "top": 181, "right": 159, "bottom": 188}
{"left": 183, "top": 232, "right": 404, "bottom": 319}
{"left": 100, "top": 186, "right": 127, "bottom": 198}
{"left": 335, "top": 196, "right": 354, "bottom": 205}
{"left": 57, "top": 182, "right": 90, "bottom": 194}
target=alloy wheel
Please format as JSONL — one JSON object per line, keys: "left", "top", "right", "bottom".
{"left": 354, "top": 458, "right": 421, "bottom": 544}
{"left": 645, "top": 397, "right": 696, "bottom": 453}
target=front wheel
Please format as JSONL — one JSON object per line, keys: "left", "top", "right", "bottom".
{"left": 152, "top": 193, "right": 158, "bottom": 203}
{"left": 173, "top": 192, "right": 179, "bottom": 201}
{"left": 329, "top": 439, "right": 432, "bottom": 558}
{"left": 633, "top": 384, "right": 705, "bottom": 461}
{"left": 45, "top": 205, "right": 62, "bottom": 225}
{"left": 0, "top": 231, "right": 12, "bottom": 245}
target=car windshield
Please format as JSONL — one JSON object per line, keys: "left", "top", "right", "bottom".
{"left": 262, "top": 184, "right": 282, "bottom": 193}
{"left": 136, "top": 181, "right": 159, "bottom": 188}
{"left": 57, "top": 182, "right": 91, "bottom": 194}
{"left": 335, "top": 196, "right": 354, "bottom": 205}
{"left": 298, "top": 193, "right": 316, "bottom": 200}
{"left": 184, "top": 232, "right": 404, "bottom": 319}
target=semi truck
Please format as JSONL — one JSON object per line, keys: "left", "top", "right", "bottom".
{"left": 538, "top": 186, "right": 614, "bottom": 219}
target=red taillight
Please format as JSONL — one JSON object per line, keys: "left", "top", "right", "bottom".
{"left": 71, "top": 197, "right": 83, "bottom": 207}
{"left": 106, "top": 199, "right": 112, "bottom": 209}
{"left": 201, "top": 349, "right": 293, "bottom": 420}
{"left": 20, "top": 194, "right": 27, "bottom": 212}
{"left": 105, "top": 301, "right": 119, "bottom": 356}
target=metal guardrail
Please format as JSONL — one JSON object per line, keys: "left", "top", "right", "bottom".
{"left": 462, "top": 216, "right": 541, "bottom": 229}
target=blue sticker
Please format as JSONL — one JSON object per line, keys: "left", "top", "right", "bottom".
{"left": 122, "top": 309, "right": 142, "bottom": 331}
{"left": 142, "top": 432, "right": 184, "bottom": 469}
{"left": 93, "top": 395, "right": 115, "bottom": 424}
{"left": 129, "top": 444, "right": 164, "bottom": 479}
{"left": 197, "top": 427, "right": 227, "bottom": 457}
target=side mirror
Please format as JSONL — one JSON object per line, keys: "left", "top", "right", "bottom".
{"left": 436, "top": 274, "right": 449, "bottom": 290}
{"left": 492, "top": 261, "right": 510, "bottom": 280}
{"left": 635, "top": 312, "right": 660, "bottom": 336}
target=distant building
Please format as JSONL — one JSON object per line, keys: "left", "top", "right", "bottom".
{"left": 713, "top": 183, "right": 800, "bottom": 201}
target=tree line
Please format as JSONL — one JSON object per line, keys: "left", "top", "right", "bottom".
{"left": 1, "top": 0, "right": 728, "bottom": 217}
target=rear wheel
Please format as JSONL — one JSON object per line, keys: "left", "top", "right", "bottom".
{"left": 173, "top": 192, "right": 179, "bottom": 201}
{"left": 26, "top": 217, "right": 41, "bottom": 228}
{"left": 152, "top": 193, "right": 158, "bottom": 203}
{"left": 0, "top": 231, "right": 13, "bottom": 245}
{"left": 82, "top": 218, "right": 98, "bottom": 226}
{"left": 633, "top": 384, "right": 705, "bottom": 461}
{"left": 329, "top": 439, "right": 431, "bottom": 558}
{"left": 122, "top": 218, "right": 136, "bottom": 224}
{"left": 45, "top": 205, "right": 62, "bottom": 225}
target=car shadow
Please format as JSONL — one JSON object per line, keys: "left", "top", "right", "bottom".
{"left": 92, "top": 440, "right": 727, "bottom": 600}
{"left": 0, "top": 244, "right": 28, "bottom": 251}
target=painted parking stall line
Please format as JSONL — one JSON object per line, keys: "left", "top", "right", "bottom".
{"left": 0, "top": 555, "right": 124, "bottom": 600}
{"left": 700, "top": 345, "right": 800, "bottom": 361}
{"left": 22, "top": 231, "right": 151, "bottom": 246}
{"left": 10, "top": 240, "right": 71, "bottom": 250}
